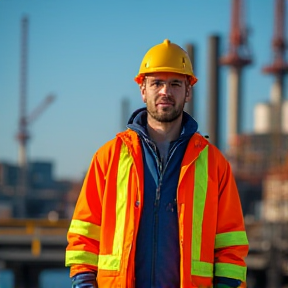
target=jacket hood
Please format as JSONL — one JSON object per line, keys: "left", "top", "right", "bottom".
{"left": 126, "top": 107, "right": 198, "bottom": 139}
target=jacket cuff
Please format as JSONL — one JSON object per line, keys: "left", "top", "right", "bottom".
{"left": 71, "top": 272, "right": 97, "bottom": 288}
{"left": 215, "top": 276, "right": 242, "bottom": 288}
{"left": 70, "top": 264, "right": 97, "bottom": 278}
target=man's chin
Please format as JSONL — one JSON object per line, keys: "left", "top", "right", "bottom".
{"left": 153, "top": 112, "right": 181, "bottom": 123}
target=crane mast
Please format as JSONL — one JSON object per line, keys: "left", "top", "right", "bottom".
{"left": 16, "top": 16, "right": 55, "bottom": 168}
{"left": 221, "top": 0, "right": 252, "bottom": 67}
{"left": 220, "top": 0, "right": 252, "bottom": 145}
{"left": 261, "top": 0, "right": 288, "bottom": 134}
{"left": 15, "top": 16, "right": 55, "bottom": 218}
{"left": 262, "top": 0, "right": 288, "bottom": 102}
{"left": 17, "top": 16, "right": 29, "bottom": 168}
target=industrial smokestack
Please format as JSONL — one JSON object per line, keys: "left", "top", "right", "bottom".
{"left": 121, "top": 97, "right": 130, "bottom": 131}
{"left": 207, "top": 35, "right": 221, "bottom": 148}
{"left": 227, "top": 67, "right": 243, "bottom": 139}
{"left": 184, "top": 43, "right": 196, "bottom": 118}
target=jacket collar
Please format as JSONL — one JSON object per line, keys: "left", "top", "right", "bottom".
{"left": 126, "top": 107, "right": 198, "bottom": 141}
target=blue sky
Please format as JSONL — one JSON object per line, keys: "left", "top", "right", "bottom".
{"left": 0, "top": 0, "right": 283, "bottom": 180}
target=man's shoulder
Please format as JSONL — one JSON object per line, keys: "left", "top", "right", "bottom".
{"left": 96, "top": 129, "right": 139, "bottom": 155}
{"left": 96, "top": 137, "right": 120, "bottom": 155}
{"left": 191, "top": 132, "right": 228, "bottom": 160}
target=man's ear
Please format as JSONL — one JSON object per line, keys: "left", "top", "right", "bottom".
{"left": 185, "top": 86, "right": 191, "bottom": 103}
{"left": 140, "top": 85, "right": 147, "bottom": 103}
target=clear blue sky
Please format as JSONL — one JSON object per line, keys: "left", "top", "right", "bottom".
{"left": 0, "top": 0, "right": 281, "bottom": 180}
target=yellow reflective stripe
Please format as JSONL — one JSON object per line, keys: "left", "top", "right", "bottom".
{"left": 98, "top": 143, "right": 133, "bottom": 271}
{"left": 68, "top": 219, "right": 100, "bottom": 241}
{"left": 191, "top": 145, "right": 209, "bottom": 276}
{"left": 65, "top": 250, "right": 98, "bottom": 267}
{"left": 215, "top": 262, "right": 247, "bottom": 282}
{"left": 215, "top": 231, "right": 249, "bottom": 249}
{"left": 114, "top": 144, "right": 132, "bottom": 254}
{"left": 191, "top": 261, "right": 213, "bottom": 277}
{"left": 98, "top": 254, "right": 121, "bottom": 270}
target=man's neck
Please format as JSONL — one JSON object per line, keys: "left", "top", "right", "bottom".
{"left": 146, "top": 115, "right": 182, "bottom": 144}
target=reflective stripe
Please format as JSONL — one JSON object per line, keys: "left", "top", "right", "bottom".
{"left": 68, "top": 219, "right": 100, "bottom": 241}
{"left": 215, "top": 231, "right": 249, "bottom": 249}
{"left": 190, "top": 145, "right": 247, "bottom": 279}
{"left": 215, "top": 262, "right": 247, "bottom": 282}
{"left": 191, "top": 145, "right": 211, "bottom": 277}
{"left": 65, "top": 250, "right": 98, "bottom": 267}
{"left": 192, "top": 261, "right": 213, "bottom": 278}
{"left": 98, "top": 254, "right": 121, "bottom": 270}
{"left": 98, "top": 143, "right": 133, "bottom": 271}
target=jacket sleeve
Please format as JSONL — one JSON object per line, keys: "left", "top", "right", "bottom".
{"left": 65, "top": 152, "right": 105, "bottom": 277}
{"left": 214, "top": 151, "right": 249, "bottom": 284}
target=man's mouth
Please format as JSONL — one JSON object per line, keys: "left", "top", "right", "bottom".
{"left": 156, "top": 98, "right": 174, "bottom": 107}
{"left": 157, "top": 102, "right": 173, "bottom": 107}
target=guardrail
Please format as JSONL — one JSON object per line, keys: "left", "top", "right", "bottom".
{"left": 0, "top": 219, "right": 70, "bottom": 261}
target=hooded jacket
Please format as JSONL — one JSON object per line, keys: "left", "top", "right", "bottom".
{"left": 66, "top": 109, "right": 249, "bottom": 288}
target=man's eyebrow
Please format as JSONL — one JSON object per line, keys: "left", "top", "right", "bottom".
{"left": 149, "top": 78, "right": 184, "bottom": 82}
{"left": 149, "top": 78, "right": 163, "bottom": 82}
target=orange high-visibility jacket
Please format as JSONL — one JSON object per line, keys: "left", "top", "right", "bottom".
{"left": 66, "top": 130, "right": 249, "bottom": 288}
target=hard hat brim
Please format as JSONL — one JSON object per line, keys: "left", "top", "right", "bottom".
{"left": 134, "top": 73, "right": 198, "bottom": 86}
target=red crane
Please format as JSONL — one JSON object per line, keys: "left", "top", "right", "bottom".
{"left": 220, "top": 0, "right": 252, "bottom": 144}
{"left": 262, "top": 0, "right": 288, "bottom": 77}
{"left": 261, "top": 0, "right": 288, "bottom": 135}
{"left": 16, "top": 16, "right": 55, "bottom": 167}
{"left": 220, "top": 0, "right": 252, "bottom": 67}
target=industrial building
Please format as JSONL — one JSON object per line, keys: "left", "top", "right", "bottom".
{"left": 220, "top": 0, "right": 288, "bottom": 286}
{"left": 0, "top": 160, "right": 80, "bottom": 287}
{"left": 0, "top": 160, "right": 74, "bottom": 219}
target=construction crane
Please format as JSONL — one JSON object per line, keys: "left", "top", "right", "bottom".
{"left": 262, "top": 0, "right": 288, "bottom": 80}
{"left": 261, "top": 2, "right": 288, "bottom": 287}
{"left": 262, "top": 0, "right": 288, "bottom": 132}
{"left": 16, "top": 16, "right": 55, "bottom": 168}
{"left": 220, "top": 0, "right": 252, "bottom": 146}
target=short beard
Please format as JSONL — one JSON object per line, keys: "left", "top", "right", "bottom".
{"left": 147, "top": 105, "right": 183, "bottom": 123}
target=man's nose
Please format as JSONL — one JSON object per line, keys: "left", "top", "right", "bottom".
{"left": 159, "top": 83, "right": 171, "bottom": 95}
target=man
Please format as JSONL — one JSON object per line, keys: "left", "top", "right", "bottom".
{"left": 66, "top": 39, "right": 249, "bottom": 288}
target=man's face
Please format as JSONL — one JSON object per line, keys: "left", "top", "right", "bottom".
{"left": 140, "top": 72, "right": 190, "bottom": 123}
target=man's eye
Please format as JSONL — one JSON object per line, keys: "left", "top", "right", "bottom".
{"left": 171, "top": 82, "right": 182, "bottom": 87}
{"left": 152, "top": 81, "right": 162, "bottom": 87}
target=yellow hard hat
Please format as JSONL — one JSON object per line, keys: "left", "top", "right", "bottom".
{"left": 134, "top": 39, "right": 197, "bottom": 86}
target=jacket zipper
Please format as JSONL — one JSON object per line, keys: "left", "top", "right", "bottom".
{"left": 150, "top": 140, "right": 181, "bottom": 287}
{"left": 151, "top": 155, "right": 163, "bottom": 287}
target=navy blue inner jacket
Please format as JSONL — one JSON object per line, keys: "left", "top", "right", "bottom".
{"left": 127, "top": 108, "right": 198, "bottom": 288}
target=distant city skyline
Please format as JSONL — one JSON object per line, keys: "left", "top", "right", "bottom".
{"left": 0, "top": 0, "right": 284, "bottom": 180}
